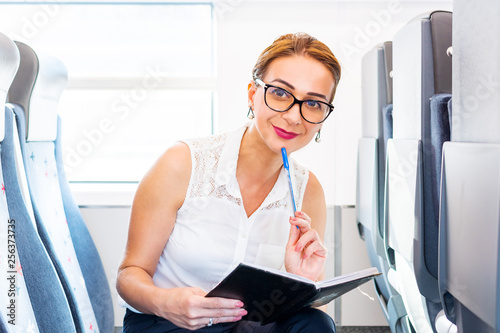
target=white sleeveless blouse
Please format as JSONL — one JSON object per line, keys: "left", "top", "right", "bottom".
{"left": 152, "top": 124, "right": 309, "bottom": 292}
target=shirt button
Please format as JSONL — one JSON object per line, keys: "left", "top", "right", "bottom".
{"left": 241, "top": 232, "right": 247, "bottom": 238}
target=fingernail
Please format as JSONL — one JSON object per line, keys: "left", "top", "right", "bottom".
{"left": 239, "top": 310, "right": 248, "bottom": 316}
{"left": 235, "top": 301, "right": 244, "bottom": 307}
{"left": 234, "top": 316, "right": 243, "bottom": 322}
{"left": 297, "top": 211, "right": 303, "bottom": 216}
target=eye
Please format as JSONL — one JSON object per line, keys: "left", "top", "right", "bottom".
{"left": 304, "top": 100, "right": 322, "bottom": 110}
{"left": 269, "top": 87, "right": 291, "bottom": 100}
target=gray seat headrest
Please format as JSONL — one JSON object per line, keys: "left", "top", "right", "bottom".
{"left": 392, "top": 10, "right": 452, "bottom": 140}
{"left": 0, "top": 33, "right": 20, "bottom": 142}
{"left": 8, "top": 41, "right": 68, "bottom": 142}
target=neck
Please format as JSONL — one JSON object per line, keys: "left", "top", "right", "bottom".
{"left": 237, "top": 124, "right": 283, "bottom": 182}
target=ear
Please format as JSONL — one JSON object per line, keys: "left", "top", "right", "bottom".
{"left": 247, "top": 80, "right": 257, "bottom": 108}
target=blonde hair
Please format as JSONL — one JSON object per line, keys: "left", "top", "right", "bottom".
{"left": 252, "top": 33, "right": 341, "bottom": 102}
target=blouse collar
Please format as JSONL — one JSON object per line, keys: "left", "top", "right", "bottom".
{"left": 214, "top": 123, "right": 291, "bottom": 207}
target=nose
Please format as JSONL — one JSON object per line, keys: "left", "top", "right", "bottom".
{"left": 282, "top": 101, "right": 302, "bottom": 125}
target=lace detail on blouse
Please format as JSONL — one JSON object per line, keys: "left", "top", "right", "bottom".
{"left": 183, "top": 127, "right": 308, "bottom": 211}
{"left": 185, "top": 132, "right": 240, "bottom": 200}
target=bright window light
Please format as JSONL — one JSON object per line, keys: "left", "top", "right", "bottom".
{"left": 0, "top": 3, "right": 214, "bottom": 182}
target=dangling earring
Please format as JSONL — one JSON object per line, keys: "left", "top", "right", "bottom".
{"left": 315, "top": 129, "right": 321, "bottom": 143}
{"left": 247, "top": 107, "right": 255, "bottom": 119}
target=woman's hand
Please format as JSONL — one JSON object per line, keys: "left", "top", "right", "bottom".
{"left": 284, "top": 211, "right": 327, "bottom": 281}
{"left": 157, "top": 287, "right": 247, "bottom": 330}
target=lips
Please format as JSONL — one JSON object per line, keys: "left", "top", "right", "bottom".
{"left": 273, "top": 125, "right": 299, "bottom": 140}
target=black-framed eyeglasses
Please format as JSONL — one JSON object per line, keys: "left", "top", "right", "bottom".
{"left": 254, "top": 78, "right": 334, "bottom": 124}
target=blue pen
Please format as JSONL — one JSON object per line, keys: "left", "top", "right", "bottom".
{"left": 281, "top": 148, "right": 299, "bottom": 228}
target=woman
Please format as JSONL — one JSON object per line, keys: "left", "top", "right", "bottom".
{"left": 117, "top": 32, "right": 341, "bottom": 332}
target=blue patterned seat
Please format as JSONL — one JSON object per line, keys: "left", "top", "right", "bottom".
{"left": 0, "top": 32, "right": 75, "bottom": 332}
{"left": 8, "top": 41, "right": 112, "bottom": 332}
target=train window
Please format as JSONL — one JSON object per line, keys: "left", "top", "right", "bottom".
{"left": 0, "top": 2, "right": 214, "bottom": 182}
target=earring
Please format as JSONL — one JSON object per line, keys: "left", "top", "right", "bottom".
{"left": 247, "top": 107, "right": 255, "bottom": 120}
{"left": 315, "top": 129, "right": 321, "bottom": 143}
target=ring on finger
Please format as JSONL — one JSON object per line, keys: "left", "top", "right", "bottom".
{"left": 207, "top": 317, "right": 213, "bottom": 327}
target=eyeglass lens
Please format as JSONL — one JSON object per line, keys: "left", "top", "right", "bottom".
{"left": 265, "top": 86, "right": 330, "bottom": 123}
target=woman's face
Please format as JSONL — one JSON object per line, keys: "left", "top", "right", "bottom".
{"left": 248, "top": 55, "right": 336, "bottom": 155}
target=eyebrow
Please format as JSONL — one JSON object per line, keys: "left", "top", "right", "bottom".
{"left": 269, "top": 78, "right": 328, "bottom": 102}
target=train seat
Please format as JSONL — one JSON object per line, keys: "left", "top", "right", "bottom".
{"left": 0, "top": 32, "right": 76, "bottom": 332}
{"left": 357, "top": 41, "right": 410, "bottom": 333}
{"left": 7, "top": 41, "right": 112, "bottom": 332}
{"left": 439, "top": 0, "right": 500, "bottom": 331}
{"left": 385, "top": 10, "right": 453, "bottom": 332}
{"left": 0, "top": 29, "right": 38, "bottom": 333}
{"left": 55, "top": 113, "right": 115, "bottom": 333}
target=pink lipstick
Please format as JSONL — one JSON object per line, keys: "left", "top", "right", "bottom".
{"left": 273, "top": 125, "right": 298, "bottom": 140}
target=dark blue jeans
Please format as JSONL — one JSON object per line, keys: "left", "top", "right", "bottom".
{"left": 123, "top": 307, "right": 336, "bottom": 333}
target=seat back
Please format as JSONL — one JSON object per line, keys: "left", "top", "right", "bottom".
{"left": 0, "top": 32, "right": 76, "bottom": 333}
{"left": 449, "top": 2, "right": 500, "bottom": 143}
{"left": 386, "top": 10, "right": 452, "bottom": 332}
{"left": 439, "top": 0, "right": 500, "bottom": 331}
{"left": 440, "top": 144, "right": 500, "bottom": 333}
{"left": 55, "top": 115, "right": 114, "bottom": 332}
{"left": 359, "top": 41, "right": 394, "bottom": 255}
{"left": 416, "top": 12, "right": 452, "bottom": 298}
{"left": 358, "top": 42, "right": 410, "bottom": 333}
{"left": 3, "top": 105, "right": 76, "bottom": 333}
{"left": 8, "top": 41, "right": 101, "bottom": 333}
{"left": 0, "top": 29, "right": 21, "bottom": 333}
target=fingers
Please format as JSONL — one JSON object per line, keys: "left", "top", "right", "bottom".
{"left": 186, "top": 314, "right": 245, "bottom": 331}
{"left": 302, "top": 239, "right": 327, "bottom": 260}
{"left": 181, "top": 315, "right": 244, "bottom": 331}
{"left": 288, "top": 211, "right": 314, "bottom": 245}
{"left": 287, "top": 211, "right": 319, "bottom": 252}
{"left": 285, "top": 210, "right": 327, "bottom": 280}
{"left": 288, "top": 211, "right": 327, "bottom": 260}
{"left": 192, "top": 297, "right": 247, "bottom": 324}
{"left": 185, "top": 313, "right": 245, "bottom": 329}
{"left": 289, "top": 211, "right": 312, "bottom": 233}
{"left": 294, "top": 229, "right": 320, "bottom": 252}
{"left": 160, "top": 288, "right": 246, "bottom": 330}
{"left": 286, "top": 220, "right": 300, "bottom": 249}
{"left": 205, "top": 315, "right": 244, "bottom": 326}
{"left": 200, "top": 296, "right": 244, "bottom": 310}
